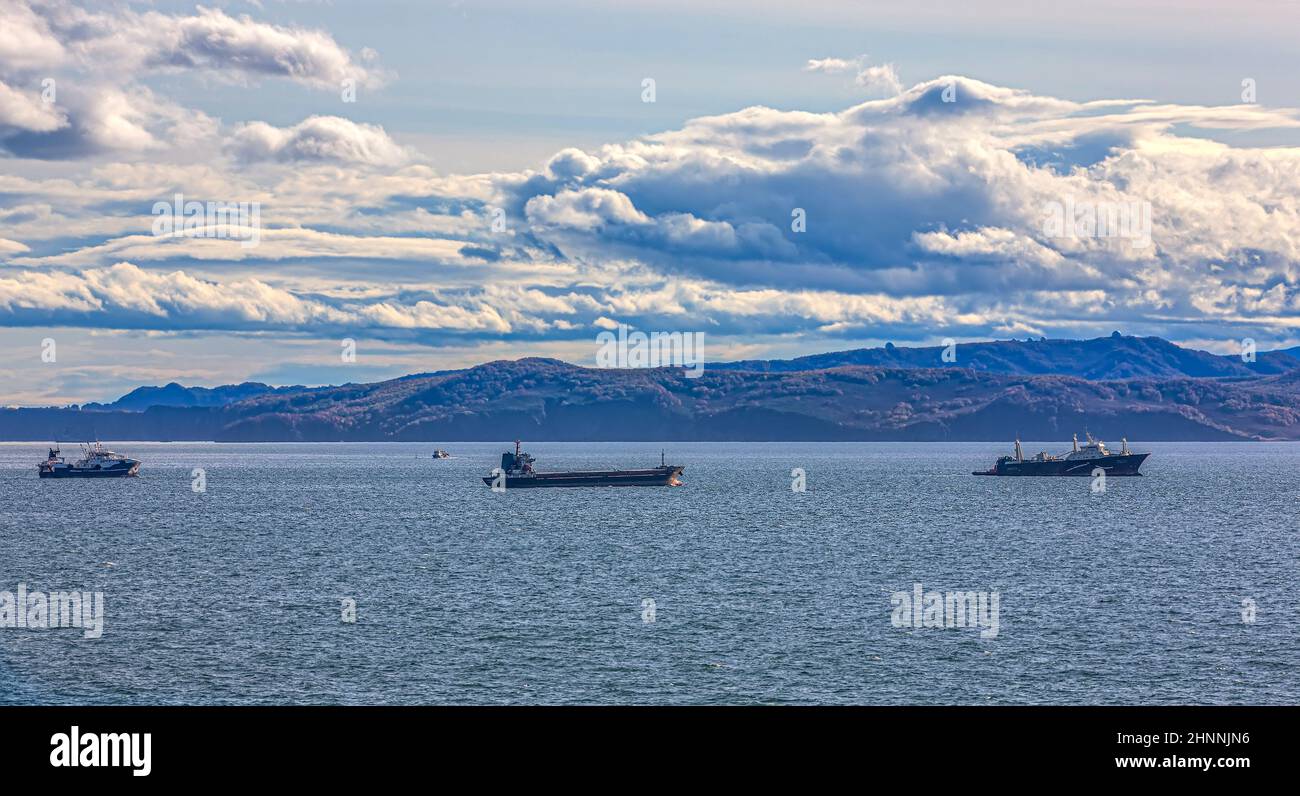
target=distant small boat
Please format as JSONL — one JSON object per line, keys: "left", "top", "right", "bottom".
{"left": 973, "top": 433, "right": 1148, "bottom": 476}
{"left": 38, "top": 442, "right": 141, "bottom": 478}
{"left": 482, "top": 440, "right": 683, "bottom": 488}
{"left": 432, "top": 449, "right": 451, "bottom": 459}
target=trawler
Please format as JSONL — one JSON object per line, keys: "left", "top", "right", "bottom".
{"left": 37, "top": 443, "right": 141, "bottom": 478}
{"left": 973, "top": 433, "right": 1148, "bottom": 476}
{"left": 482, "top": 440, "right": 683, "bottom": 488}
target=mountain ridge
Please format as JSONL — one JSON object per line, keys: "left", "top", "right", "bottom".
{"left": 6, "top": 335, "right": 1300, "bottom": 442}
{"left": 80, "top": 334, "right": 1300, "bottom": 413}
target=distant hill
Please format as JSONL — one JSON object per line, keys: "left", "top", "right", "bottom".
{"left": 713, "top": 333, "right": 1300, "bottom": 379}
{"left": 1266, "top": 345, "right": 1300, "bottom": 370}
{"left": 84, "top": 381, "right": 306, "bottom": 411}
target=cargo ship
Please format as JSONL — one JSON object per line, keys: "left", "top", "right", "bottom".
{"left": 482, "top": 440, "right": 683, "bottom": 488}
{"left": 973, "top": 433, "right": 1148, "bottom": 476}
{"left": 38, "top": 443, "right": 141, "bottom": 478}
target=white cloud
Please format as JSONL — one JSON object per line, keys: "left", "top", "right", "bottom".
{"left": 0, "top": 2, "right": 381, "bottom": 159}
{"left": 804, "top": 57, "right": 860, "bottom": 73}
{"left": 13, "top": 227, "right": 482, "bottom": 267}
{"left": 805, "top": 55, "right": 901, "bottom": 95}
{"left": 0, "top": 262, "right": 517, "bottom": 335}
{"left": 24, "top": 2, "right": 381, "bottom": 90}
{"left": 498, "top": 74, "right": 1300, "bottom": 332}
{"left": 227, "top": 116, "right": 413, "bottom": 166}
{"left": 0, "top": 0, "right": 66, "bottom": 72}
{"left": 0, "top": 237, "right": 31, "bottom": 255}
{"left": 853, "top": 63, "right": 902, "bottom": 95}
{"left": 913, "top": 227, "right": 1066, "bottom": 267}
{"left": 141, "top": 6, "right": 381, "bottom": 89}
{"left": 525, "top": 188, "right": 650, "bottom": 230}
{"left": 0, "top": 78, "right": 65, "bottom": 132}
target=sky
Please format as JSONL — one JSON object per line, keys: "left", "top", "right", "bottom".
{"left": 2, "top": 0, "right": 1300, "bottom": 405}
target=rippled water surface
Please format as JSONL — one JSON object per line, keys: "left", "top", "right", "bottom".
{"left": 1, "top": 441, "right": 1296, "bottom": 705}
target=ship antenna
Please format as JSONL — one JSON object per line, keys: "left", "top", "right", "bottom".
{"left": 661, "top": 449, "right": 665, "bottom": 467}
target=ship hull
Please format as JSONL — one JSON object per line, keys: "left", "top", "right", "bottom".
{"left": 973, "top": 453, "right": 1148, "bottom": 476}
{"left": 38, "top": 462, "right": 140, "bottom": 478}
{"left": 482, "top": 466, "right": 683, "bottom": 488}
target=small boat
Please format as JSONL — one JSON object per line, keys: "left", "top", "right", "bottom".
{"left": 482, "top": 440, "right": 683, "bottom": 489}
{"left": 38, "top": 442, "right": 141, "bottom": 478}
{"left": 432, "top": 449, "right": 451, "bottom": 459}
{"left": 973, "top": 433, "right": 1148, "bottom": 476}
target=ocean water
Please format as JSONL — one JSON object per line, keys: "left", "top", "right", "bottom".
{"left": 0, "top": 441, "right": 1296, "bottom": 705}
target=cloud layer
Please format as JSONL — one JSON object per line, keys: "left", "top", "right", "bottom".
{"left": 3, "top": 0, "right": 1300, "bottom": 396}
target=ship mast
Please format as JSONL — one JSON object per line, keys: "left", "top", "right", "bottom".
{"left": 1014, "top": 437, "right": 1023, "bottom": 462}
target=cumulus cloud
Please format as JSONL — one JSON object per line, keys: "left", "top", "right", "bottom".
{"left": 525, "top": 187, "right": 650, "bottom": 229}
{"left": 0, "top": 78, "right": 65, "bottom": 132}
{"left": 0, "top": 0, "right": 66, "bottom": 72}
{"left": 23, "top": 2, "right": 381, "bottom": 89}
{"left": 137, "top": 6, "right": 380, "bottom": 89}
{"left": 498, "top": 74, "right": 1300, "bottom": 331}
{"left": 227, "top": 116, "right": 413, "bottom": 166}
{"left": 0, "top": 83, "right": 217, "bottom": 159}
{"left": 0, "top": 1, "right": 383, "bottom": 159}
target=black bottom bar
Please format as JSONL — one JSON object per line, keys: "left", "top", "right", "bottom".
{"left": 2, "top": 705, "right": 1283, "bottom": 783}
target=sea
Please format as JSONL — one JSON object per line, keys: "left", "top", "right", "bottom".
{"left": 0, "top": 441, "right": 1296, "bottom": 705}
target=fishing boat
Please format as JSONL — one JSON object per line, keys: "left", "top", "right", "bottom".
{"left": 37, "top": 443, "right": 141, "bottom": 478}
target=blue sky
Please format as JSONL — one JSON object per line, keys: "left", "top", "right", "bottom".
{"left": 2, "top": 0, "right": 1300, "bottom": 404}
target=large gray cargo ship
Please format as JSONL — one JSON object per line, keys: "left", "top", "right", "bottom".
{"left": 483, "top": 441, "right": 683, "bottom": 489}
